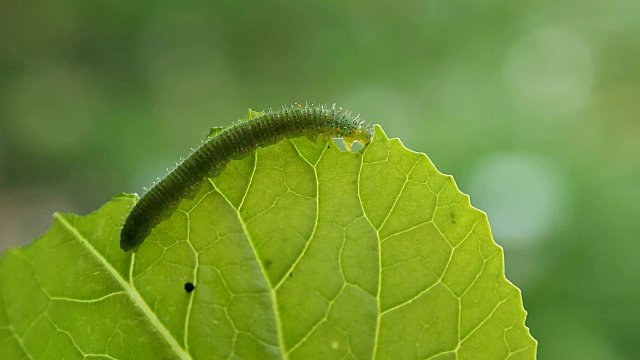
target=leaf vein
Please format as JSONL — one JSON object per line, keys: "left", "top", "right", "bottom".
{"left": 54, "top": 213, "right": 192, "bottom": 360}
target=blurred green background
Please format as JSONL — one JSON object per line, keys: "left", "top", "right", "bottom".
{"left": 1, "top": 1, "right": 638, "bottom": 358}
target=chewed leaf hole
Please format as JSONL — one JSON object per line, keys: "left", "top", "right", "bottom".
{"left": 332, "top": 138, "right": 365, "bottom": 152}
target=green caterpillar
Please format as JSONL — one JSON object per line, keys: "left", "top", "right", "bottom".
{"left": 120, "top": 104, "right": 374, "bottom": 252}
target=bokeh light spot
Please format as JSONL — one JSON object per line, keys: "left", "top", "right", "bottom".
{"left": 468, "top": 153, "right": 566, "bottom": 248}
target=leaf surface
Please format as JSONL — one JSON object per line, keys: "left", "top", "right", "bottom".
{"left": 0, "top": 126, "right": 536, "bottom": 359}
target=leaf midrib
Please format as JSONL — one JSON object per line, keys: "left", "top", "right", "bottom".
{"left": 55, "top": 213, "right": 192, "bottom": 360}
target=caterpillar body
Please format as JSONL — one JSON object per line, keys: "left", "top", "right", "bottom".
{"left": 120, "top": 104, "right": 374, "bottom": 252}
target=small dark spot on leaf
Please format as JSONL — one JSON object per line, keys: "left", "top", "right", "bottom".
{"left": 289, "top": 272, "right": 293, "bottom": 277}
{"left": 265, "top": 259, "right": 272, "bottom": 268}
{"left": 450, "top": 211, "right": 456, "bottom": 224}
{"left": 184, "top": 282, "right": 195, "bottom": 293}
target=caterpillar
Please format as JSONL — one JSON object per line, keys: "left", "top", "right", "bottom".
{"left": 120, "top": 103, "right": 374, "bottom": 252}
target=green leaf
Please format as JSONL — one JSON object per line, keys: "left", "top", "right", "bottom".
{"left": 0, "top": 125, "right": 536, "bottom": 359}
{"left": 206, "top": 126, "right": 227, "bottom": 140}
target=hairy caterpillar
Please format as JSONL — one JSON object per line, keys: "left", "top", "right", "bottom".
{"left": 120, "top": 104, "right": 374, "bottom": 252}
